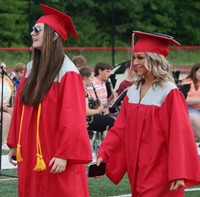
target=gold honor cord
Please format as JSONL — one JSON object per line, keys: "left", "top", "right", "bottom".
{"left": 16, "top": 105, "right": 25, "bottom": 162}
{"left": 16, "top": 103, "right": 46, "bottom": 171}
{"left": 33, "top": 102, "right": 46, "bottom": 171}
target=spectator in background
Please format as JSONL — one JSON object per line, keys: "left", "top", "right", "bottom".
{"left": 13, "top": 62, "right": 25, "bottom": 89}
{"left": 0, "top": 61, "right": 13, "bottom": 150}
{"left": 72, "top": 55, "right": 87, "bottom": 70}
{"left": 182, "top": 62, "right": 200, "bottom": 140}
{"left": 116, "top": 60, "right": 137, "bottom": 95}
{"left": 87, "top": 61, "right": 113, "bottom": 113}
{"left": 7, "top": 3, "right": 92, "bottom": 197}
{"left": 80, "top": 67, "right": 115, "bottom": 137}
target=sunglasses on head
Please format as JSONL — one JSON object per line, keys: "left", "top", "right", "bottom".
{"left": 32, "top": 26, "right": 42, "bottom": 34}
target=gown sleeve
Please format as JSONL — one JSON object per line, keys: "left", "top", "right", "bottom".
{"left": 54, "top": 72, "right": 92, "bottom": 164}
{"left": 7, "top": 73, "right": 26, "bottom": 148}
{"left": 97, "top": 96, "right": 128, "bottom": 184}
{"left": 160, "top": 88, "right": 200, "bottom": 187}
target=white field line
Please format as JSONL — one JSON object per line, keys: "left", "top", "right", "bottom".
{"left": 109, "top": 195, "right": 131, "bottom": 197}
{"left": 185, "top": 187, "right": 200, "bottom": 191}
{"left": 0, "top": 178, "right": 17, "bottom": 182}
{"left": 109, "top": 188, "right": 200, "bottom": 197}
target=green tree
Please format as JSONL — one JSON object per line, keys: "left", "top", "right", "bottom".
{"left": 0, "top": 0, "right": 28, "bottom": 47}
{"left": 174, "top": 0, "right": 200, "bottom": 45}
{"left": 0, "top": 0, "right": 200, "bottom": 47}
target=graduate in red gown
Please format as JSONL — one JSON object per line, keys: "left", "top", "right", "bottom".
{"left": 97, "top": 31, "right": 200, "bottom": 196}
{"left": 7, "top": 3, "right": 92, "bottom": 197}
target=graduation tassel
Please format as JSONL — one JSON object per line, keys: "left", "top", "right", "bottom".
{"left": 33, "top": 103, "right": 46, "bottom": 171}
{"left": 16, "top": 144, "right": 23, "bottom": 162}
{"left": 16, "top": 105, "right": 25, "bottom": 162}
{"left": 130, "top": 32, "right": 135, "bottom": 71}
{"left": 33, "top": 154, "right": 46, "bottom": 171}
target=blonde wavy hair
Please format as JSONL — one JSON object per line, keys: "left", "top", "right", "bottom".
{"left": 135, "top": 52, "right": 175, "bottom": 88}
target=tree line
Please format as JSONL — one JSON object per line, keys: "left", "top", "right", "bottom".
{"left": 0, "top": 0, "right": 200, "bottom": 47}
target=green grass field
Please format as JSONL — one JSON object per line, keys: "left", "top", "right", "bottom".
{"left": 1, "top": 48, "right": 200, "bottom": 196}
{"left": 1, "top": 48, "right": 200, "bottom": 68}
{"left": 0, "top": 167, "right": 200, "bottom": 197}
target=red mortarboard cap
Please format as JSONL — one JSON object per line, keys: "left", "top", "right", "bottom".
{"left": 133, "top": 31, "right": 180, "bottom": 56}
{"left": 36, "top": 3, "right": 78, "bottom": 41}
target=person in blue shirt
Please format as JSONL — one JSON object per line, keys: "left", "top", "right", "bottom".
{"left": 12, "top": 62, "right": 25, "bottom": 89}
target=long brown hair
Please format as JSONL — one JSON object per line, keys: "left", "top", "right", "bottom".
{"left": 186, "top": 62, "right": 200, "bottom": 90}
{"left": 20, "top": 24, "right": 64, "bottom": 105}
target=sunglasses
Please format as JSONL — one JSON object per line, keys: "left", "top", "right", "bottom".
{"left": 32, "top": 26, "right": 42, "bottom": 34}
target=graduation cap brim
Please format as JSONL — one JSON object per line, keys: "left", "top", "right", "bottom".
{"left": 133, "top": 31, "right": 180, "bottom": 46}
{"left": 132, "top": 30, "right": 181, "bottom": 56}
{"left": 39, "top": 3, "right": 78, "bottom": 40}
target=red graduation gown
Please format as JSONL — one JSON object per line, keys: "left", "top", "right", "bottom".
{"left": 7, "top": 56, "right": 92, "bottom": 197}
{"left": 98, "top": 81, "right": 200, "bottom": 197}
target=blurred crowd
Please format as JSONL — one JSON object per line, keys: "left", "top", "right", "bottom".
{"left": 0, "top": 61, "right": 25, "bottom": 150}
{"left": 2, "top": 56, "right": 200, "bottom": 151}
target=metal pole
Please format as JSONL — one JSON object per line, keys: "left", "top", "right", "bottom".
{"left": 29, "top": 0, "right": 32, "bottom": 58}
{"left": 111, "top": 0, "right": 115, "bottom": 67}
{"left": 0, "top": 68, "right": 4, "bottom": 172}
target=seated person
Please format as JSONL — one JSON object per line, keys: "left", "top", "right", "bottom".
{"left": 86, "top": 61, "right": 114, "bottom": 113}
{"left": 181, "top": 62, "right": 200, "bottom": 141}
{"left": 13, "top": 62, "right": 25, "bottom": 89}
{"left": 116, "top": 60, "right": 137, "bottom": 95}
{"left": 80, "top": 67, "right": 115, "bottom": 137}
{"left": 0, "top": 61, "right": 13, "bottom": 150}
{"left": 72, "top": 55, "right": 87, "bottom": 70}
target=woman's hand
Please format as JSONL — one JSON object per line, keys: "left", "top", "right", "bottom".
{"left": 2, "top": 105, "right": 13, "bottom": 115}
{"left": 96, "top": 157, "right": 104, "bottom": 166}
{"left": 169, "top": 179, "right": 185, "bottom": 191}
{"left": 49, "top": 157, "right": 67, "bottom": 173}
{"left": 8, "top": 148, "right": 17, "bottom": 166}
